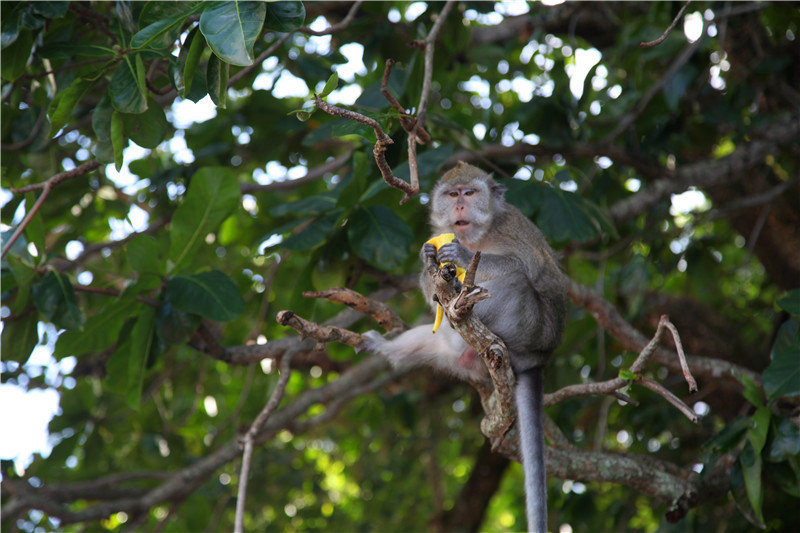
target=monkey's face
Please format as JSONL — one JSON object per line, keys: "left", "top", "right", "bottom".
{"left": 431, "top": 181, "right": 492, "bottom": 246}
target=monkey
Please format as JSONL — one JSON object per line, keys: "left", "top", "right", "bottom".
{"left": 361, "top": 161, "right": 567, "bottom": 533}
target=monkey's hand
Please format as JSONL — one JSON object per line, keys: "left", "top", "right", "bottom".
{"left": 420, "top": 242, "right": 438, "bottom": 266}
{"left": 437, "top": 240, "right": 473, "bottom": 268}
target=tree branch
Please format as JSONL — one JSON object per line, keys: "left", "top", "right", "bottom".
{"left": 3, "top": 160, "right": 102, "bottom": 260}
{"left": 640, "top": 0, "right": 693, "bottom": 48}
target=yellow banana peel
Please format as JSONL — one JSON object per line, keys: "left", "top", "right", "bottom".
{"left": 426, "top": 233, "right": 466, "bottom": 333}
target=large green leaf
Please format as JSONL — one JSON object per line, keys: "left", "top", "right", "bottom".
{"left": 0, "top": 311, "right": 39, "bottom": 364}
{"left": 55, "top": 300, "right": 141, "bottom": 357}
{"left": 128, "top": 234, "right": 164, "bottom": 276}
{"left": 264, "top": 1, "right": 306, "bottom": 32}
{"left": 1, "top": 27, "right": 32, "bottom": 81}
{"left": 168, "top": 167, "right": 240, "bottom": 271}
{"left": 206, "top": 52, "right": 229, "bottom": 108}
{"left": 110, "top": 54, "right": 148, "bottom": 113}
{"left": 348, "top": 206, "right": 413, "bottom": 270}
{"left": 178, "top": 26, "right": 206, "bottom": 96}
{"left": 777, "top": 289, "right": 800, "bottom": 317}
{"left": 121, "top": 97, "right": 169, "bottom": 148}
{"left": 126, "top": 306, "right": 158, "bottom": 409}
{"left": 31, "top": 271, "right": 84, "bottom": 330}
{"left": 767, "top": 417, "right": 800, "bottom": 462}
{"left": 281, "top": 210, "right": 344, "bottom": 251}
{"left": 165, "top": 270, "right": 245, "bottom": 322}
{"left": 156, "top": 302, "right": 202, "bottom": 344}
{"left": 199, "top": 1, "right": 266, "bottom": 66}
{"left": 31, "top": 1, "right": 70, "bottom": 19}
{"left": 270, "top": 193, "right": 338, "bottom": 217}
{"left": 48, "top": 77, "right": 94, "bottom": 134}
{"left": 92, "top": 93, "right": 114, "bottom": 142}
{"left": 110, "top": 110, "right": 125, "bottom": 171}
{"left": 132, "top": 2, "right": 204, "bottom": 50}
{"left": 532, "top": 186, "right": 616, "bottom": 242}
{"left": 763, "top": 345, "right": 800, "bottom": 403}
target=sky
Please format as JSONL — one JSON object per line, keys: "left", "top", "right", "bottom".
{"left": 1, "top": 3, "right": 712, "bottom": 475}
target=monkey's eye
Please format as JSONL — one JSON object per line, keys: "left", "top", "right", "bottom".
{"left": 464, "top": 189, "right": 475, "bottom": 196}
{"left": 448, "top": 191, "right": 459, "bottom": 198}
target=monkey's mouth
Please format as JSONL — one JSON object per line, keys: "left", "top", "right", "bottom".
{"left": 454, "top": 220, "right": 470, "bottom": 227}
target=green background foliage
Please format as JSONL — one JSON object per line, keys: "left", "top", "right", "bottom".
{"left": 1, "top": 1, "right": 799, "bottom": 532}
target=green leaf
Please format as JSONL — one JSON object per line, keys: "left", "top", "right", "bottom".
{"left": 110, "top": 54, "right": 148, "bottom": 114}
{"left": 281, "top": 210, "right": 344, "bottom": 251}
{"left": 0, "top": 311, "right": 39, "bottom": 364}
{"left": 663, "top": 64, "right": 699, "bottom": 111}
{"left": 777, "top": 289, "right": 800, "bottom": 317}
{"left": 110, "top": 110, "right": 125, "bottom": 171}
{"left": 128, "top": 234, "right": 164, "bottom": 275}
{"left": 1, "top": 27, "right": 32, "bottom": 81}
{"left": 320, "top": 72, "right": 339, "bottom": 98}
{"left": 92, "top": 93, "right": 114, "bottom": 142}
{"left": 31, "top": 271, "right": 84, "bottom": 330}
{"left": 1, "top": 7, "right": 22, "bottom": 49}
{"left": 131, "top": 16, "right": 184, "bottom": 50}
{"left": 741, "top": 452, "right": 765, "bottom": 527}
{"left": 31, "top": 1, "right": 70, "bottom": 19}
{"left": 270, "top": 193, "right": 338, "bottom": 217}
{"left": 55, "top": 300, "right": 141, "bottom": 357}
{"left": 265, "top": 1, "right": 306, "bottom": 32}
{"left": 199, "top": 1, "right": 267, "bottom": 67}
{"left": 126, "top": 306, "right": 158, "bottom": 409}
{"left": 206, "top": 52, "right": 229, "bottom": 108}
{"left": 288, "top": 107, "right": 316, "bottom": 122}
{"left": 24, "top": 193, "right": 46, "bottom": 264}
{"left": 748, "top": 407, "right": 771, "bottom": 457}
{"left": 156, "top": 302, "right": 202, "bottom": 344}
{"left": 179, "top": 27, "right": 206, "bottom": 96}
{"left": 767, "top": 417, "right": 800, "bottom": 462}
{"left": 165, "top": 270, "right": 245, "bottom": 322}
{"left": 132, "top": 2, "right": 204, "bottom": 50}
{"left": 168, "top": 167, "right": 240, "bottom": 272}
{"left": 740, "top": 374, "right": 765, "bottom": 408}
{"left": 48, "top": 77, "right": 94, "bottom": 134}
{"left": 533, "top": 186, "right": 616, "bottom": 242}
{"left": 618, "top": 368, "right": 637, "bottom": 381}
{"left": 348, "top": 206, "right": 413, "bottom": 270}
{"left": 121, "top": 97, "right": 169, "bottom": 148}
{"left": 762, "top": 345, "right": 800, "bottom": 403}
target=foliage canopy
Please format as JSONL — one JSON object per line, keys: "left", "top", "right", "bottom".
{"left": 2, "top": 1, "right": 799, "bottom": 532}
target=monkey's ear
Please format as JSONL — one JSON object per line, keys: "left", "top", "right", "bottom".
{"left": 490, "top": 180, "right": 507, "bottom": 198}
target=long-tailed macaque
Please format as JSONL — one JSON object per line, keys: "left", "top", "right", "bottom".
{"left": 362, "top": 161, "right": 567, "bottom": 533}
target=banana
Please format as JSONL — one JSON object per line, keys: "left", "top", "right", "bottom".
{"left": 425, "top": 233, "right": 466, "bottom": 333}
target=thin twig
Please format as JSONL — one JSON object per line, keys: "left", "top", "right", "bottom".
{"left": 606, "top": 20, "right": 706, "bottom": 142}
{"left": 639, "top": 378, "right": 699, "bottom": 423}
{"left": 313, "top": 95, "right": 420, "bottom": 203}
{"left": 299, "top": 1, "right": 364, "bottom": 36}
{"left": 640, "top": 0, "right": 693, "bottom": 48}
{"left": 663, "top": 320, "right": 697, "bottom": 392}
{"left": 234, "top": 347, "right": 296, "bottom": 533}
{"left": 227, "top": 33, "right": 292, "bottom": 87}
{"left": 3, "top": 160, "right": 102, "bottom": 260}
{"left": 415, "top": 0, "right": 456, "bottom": 131}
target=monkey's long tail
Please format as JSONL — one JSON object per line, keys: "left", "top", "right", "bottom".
{"left": 516, "top": 367, "right": 547, "bottom": 533}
